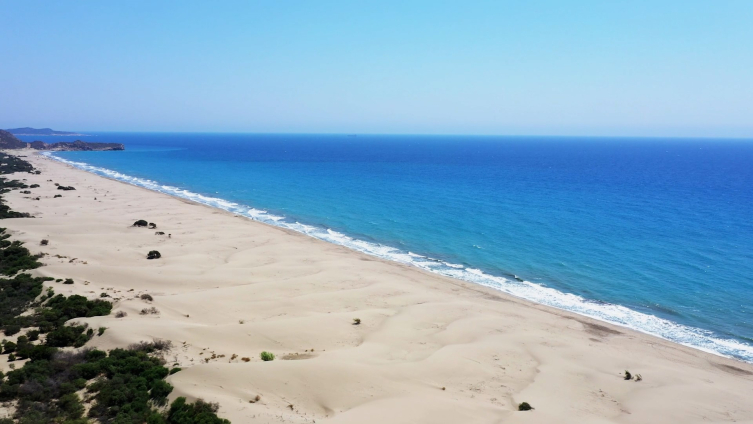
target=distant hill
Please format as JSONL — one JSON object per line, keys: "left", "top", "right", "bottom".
{"left": 5, "top": 127, "right": 87, "bottom": 136}
{"left": 0, "top": 130, "right": 28, "bottom": 149}
{"left": 0, "top": 129, "right": 123, "bottom": 151}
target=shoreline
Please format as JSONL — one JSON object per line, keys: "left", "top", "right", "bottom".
{"left": 2, "top": 149, "right": 753, "bottom": 423}
{"left": 41, "top": 151, "right": 753, "bottom": 363}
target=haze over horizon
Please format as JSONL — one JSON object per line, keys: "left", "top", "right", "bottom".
{"left": 2, "top": 1, "right": 752, "bottom": 138}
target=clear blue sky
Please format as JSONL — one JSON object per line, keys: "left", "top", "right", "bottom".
{"left": 1, "top": 1, "right": 752, "bottom": 137}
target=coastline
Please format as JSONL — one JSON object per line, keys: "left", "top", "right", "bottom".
{"left": 41, "top": 149, "right": 753, "bottom": 363}
{"left": 2, "top": 149, "right": 753, "bottom": 423}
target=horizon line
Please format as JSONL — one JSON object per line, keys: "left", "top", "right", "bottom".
{"left": 7, "top": 128, "right": 753, "bottom": 141}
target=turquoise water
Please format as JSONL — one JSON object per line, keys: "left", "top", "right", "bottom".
{"left": 22, "top": 133, "right": 753, "bottom": 361}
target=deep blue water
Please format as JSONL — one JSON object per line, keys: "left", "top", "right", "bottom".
{"left": 20, "top": 133, "right": 753, "bottom": 361}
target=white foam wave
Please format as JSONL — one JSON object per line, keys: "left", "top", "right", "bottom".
{"left": 44, "top": 152, "right": 753, "bottom": 363}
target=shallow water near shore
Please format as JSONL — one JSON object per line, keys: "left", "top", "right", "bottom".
{"left": 21, "top": 132, "right": 753, "bottom": 361}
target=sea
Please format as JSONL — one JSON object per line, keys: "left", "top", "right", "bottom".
{"left": 16, "top": 132, "right": 753, "bottom": 362}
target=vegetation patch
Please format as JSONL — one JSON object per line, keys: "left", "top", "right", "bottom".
{"left": 518, "top": 402, "right": 533, "bottom": 411}
{"left": 0, "top": 229, "right": 231, "bottom": 423}
{"left": 0, "top": 229, "right": 43, "bottom": 275}
{"left": 0, "top": 341, "right": 229, "bottom": 423}
{"left": 0, "top": 154, "right": 36, "bottom": 218}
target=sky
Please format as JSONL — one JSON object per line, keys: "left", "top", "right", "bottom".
{"left": 1, "top": 1, "right": 752, "bottom": 137}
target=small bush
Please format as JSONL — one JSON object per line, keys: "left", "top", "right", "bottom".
{"left": 635, "top": 374, "right": 642, "bottom": 381}
{"left": 133, "top": 219, "right": 148, "bottom": 227}
{"left": 63, "top": 278, "right": 74, "bottom": 285}
{"left": 114, "top": 311, "right": 128, "bottom": 318}
{"left": 3, "top": 341, "right": 16, "bottom": 353}
{"left": 518, "top": 402, "right": 533, "bottom": 411}
{"left": 128, "top": 339, "right": 173, "bottom": 353}
{"left": 151, "top": 339, "right": 173, "bottom": 351}
{"left": 260, "top": 351, "right": 275, "bottom": 362}
{"left": 4, "top": 325, "right": 21, "bottom": 336}
{"left": 40, "top": 239, "right": 49, "bottom": 246}
{"left": 148, "top": 222, "right": 157, "bottom": 229}
{"left": 140, "top": 307, "right": 159, "bottom": 315}
{"left": 53, "top": 194, "right": 62, "bottom": 198}
{"left": 241, "top": 357, "right": 250, "bottom": 362}
{"left": 624, "top": 370, "right": 632, "bottom": 380}
{"left": 167, "top": 397, "right": 230, "bottom": 424}
{"left": 147, "top": 250, "right": 161, "bottom": 260}
{"left": 169, "top": 367, "right": 181, "bottom": 375}
{"left": 100, "top": 292, "right": 109, "bottom": 298}
{"left": 27, "top": 330, "right": 39, "bottom": 341}
{"left": 29, "top": 184, "right": 39, "bottom": 188}
{"left": 7, "top": 353, "right": 15, "bottom": 362}
{"left": 353, "top": 318, "right": 361, "bottom": 325}
{"left": 140, "top": 293, "right": 153, "bottom": 301}
{"left": 98, "top": 327, "right": 106, "bottom": 336}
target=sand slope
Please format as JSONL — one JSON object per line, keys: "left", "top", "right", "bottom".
{"left": 2, "top": 151, "right": 752, "bottom": 423}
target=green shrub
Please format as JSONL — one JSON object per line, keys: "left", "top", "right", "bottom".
{"left": 3, "top": 341, "right": 16, "bottom": 353}
{"left": 45, "top": 324, "right": 90, "bottom": 347}
{"left": 166, "top": 397, "right": 230, "bottom": 424}
{"left": 133, "top": 220, "right": 148, "bottom": 227}
{"left": 518, "top": 402, "right": 533, "bottom": 411}
{"left": 151, "top": 379, "right": 174, "bottom": 406}
{"left": 260, "top": 351, "right": 275, "bottom": 361}
{"left": 169, "top": 367, "right": 181, "bottom": 375}
{"left": 63, "top": 278, "right": 74, "bottom": 284}
{"left": 0, "top": 232, "right": 42, "bottom": 275}
{"left": 3, "top": 324, "right": 20, "bottom": 336}
{"left": 98, "top": 327, "right": 107, "bottom": 336}
{"left": 624, "top": 370, "right": 632, "bottom": 380}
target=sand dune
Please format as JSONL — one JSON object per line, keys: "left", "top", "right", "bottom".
{"left": 2, "top": 150, "right": 752, "bottom": 423}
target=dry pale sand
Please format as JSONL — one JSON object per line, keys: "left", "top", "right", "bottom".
{"left": 1, "top": 150, "right": 752, "bottom": 424}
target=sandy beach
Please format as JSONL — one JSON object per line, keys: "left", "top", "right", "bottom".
{"left": 2, "top": 150, "right": 752, "bottom": 424}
